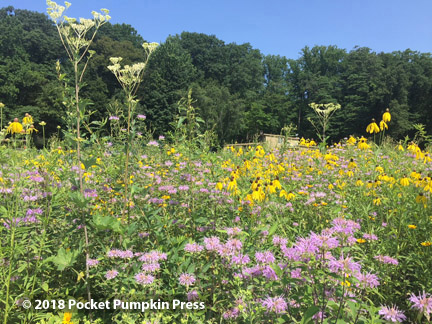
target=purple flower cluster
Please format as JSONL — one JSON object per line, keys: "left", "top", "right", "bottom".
{"left": 261, "top": 296, "right": 287, "bottom": 314}
{"left": 179, "top": 273, "right": 196, "bottom": 286}
{"left": 409, "top": 291, "right": 432, "bottom": 318}
{"left": 107, "top": 249, "right": 133, "bottom": 259}
{"left": 374, "top": 255, "right": 399, "bottom": 265}
{"left": 378, "top": 305, "right": 406, "bottom": 322}
{"left": 135, "top": 272, "right": 155, "bottom": 285}
{"left": 184, "top": 243, "right": 204, "bottom": 253}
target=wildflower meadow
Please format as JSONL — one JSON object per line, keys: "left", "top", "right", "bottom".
{"left": 0, "top": 1, "right": 432, "bottom": 324}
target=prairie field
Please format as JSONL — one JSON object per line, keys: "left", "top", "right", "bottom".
{"left": 1, "top": 138, "right": 431, "bottom": 323}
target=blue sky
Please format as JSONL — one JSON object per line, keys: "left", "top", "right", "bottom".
{"left": 6, "top": 0, "right": 432, "bottom": 59}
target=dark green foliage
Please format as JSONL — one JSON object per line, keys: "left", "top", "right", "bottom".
{"left": 139, "top": 36, "right": 197, "bottom": 135}
{"left": 2, "top": 6, "right": 432, "bottom": 143}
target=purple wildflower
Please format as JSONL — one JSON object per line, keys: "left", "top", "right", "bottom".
{"left": 179, "top": 273, "right": 196, "bottom": 286}
{"left": 184, "top": 243, "right": 204, "bottom": 253}
{"left": 378, "top": 305, "right": 406, "bottom": 322}
{"left": 255, "top": 251, "right": 275, "bottom": 264}
{"left": 409, "top": 291, "right": 432, "bottom": 318}
{"left": 135, "top": 273, "right": 155, "bottom": 285}
{"left": 204, "top": 237, "right": 221, "bottom": 251}
{"left": 355, "top": 271, "right": 380, "bottom": 289}
{"left": 141, "top": 263, "right": 160, "bottom": 273}
{"left": 262, "top": 296, "right": 287, "bottom": 314}
{"left": 187, "top": 290, "right": 199, "bottom": 302}
{"left": 87, "top": 259, "right": 99, "bottom": 267}
{"left": 147, "top": 140, "right": 159, "bottom": 147}
{"left": 105, "top": 270, "right": 119, "bottom": 280}
{"left": 374, "top": 255, "right": 398, "bottom": 265}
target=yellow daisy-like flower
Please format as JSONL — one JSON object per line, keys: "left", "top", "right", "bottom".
{"left": 63, "top": 312, "right": 73, "bottom": 324}
{"left": 347, "top": 136, "right": 357, "bottom": 145}
{"left": 357, "top": 137, "right": 370, "bottom": 150}
{"left": 379, "top": 120, "right": 388, "bottom": 131}
{"left": 366, "top": 119, "right": 380, "bottom": 134}
{"left": 6, "top": 120, "right": 23, "bottom": 134}
{"left": 408, "top": 224, "right": 417, "bottom": 229}
{"left": 382, "top": 108, "right": 391, "bottom": 123}
{"left": 355, "top": 179, "right": 364, "bottom": 187}
{"left": 26, "top": 125, "right": 39, "bottom": 134}
{"left": 420, "top": 241, "right": 432, "bottom": 247}
{"left": 416, "top": 193, "right": 427, "bottom": 204}
{"left": 400, "top": 177, "right": 410, "bottom": 187}
{"left": 23, "top": 113, "right": 33, "bottom": 125}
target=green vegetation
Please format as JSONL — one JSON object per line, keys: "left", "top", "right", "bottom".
{"left": 2, "top": 6, "right": 432, "bottom": 144}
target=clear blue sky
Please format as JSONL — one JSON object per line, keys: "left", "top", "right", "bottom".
{"left": 5, "top": 0, "right": 432, "bottom": 59}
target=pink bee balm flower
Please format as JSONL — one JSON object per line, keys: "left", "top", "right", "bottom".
{"left": 179, "top": 273, "right": 196, "bottom": 286}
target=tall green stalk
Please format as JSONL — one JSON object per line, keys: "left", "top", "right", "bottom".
{"left": 108, "top": 42, "right": 158, "bottom": 222}
{"left": 308, "top": 102, "right": 341, "bottom": 147}
{"left": 0, "top": 102, "right": 4, "bottom": 130}
{"left": 47, "top": 0, "right": 110, "bottom": 302}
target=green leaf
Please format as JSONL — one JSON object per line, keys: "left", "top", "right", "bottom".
{"left": 41, "top": 282, "right": 49, "bottom": 292}
{"left": 48, "top": 247, "right": 79, "bottom": 271}
{"left": 268, "top": 222, "right": 279, "bottom": 236}
{"left": 300, "top": 305, "right": 320, "bottom": 324}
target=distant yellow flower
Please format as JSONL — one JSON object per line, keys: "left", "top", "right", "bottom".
{"left": 357, "top": 238, "right": 366, "bottom": 244}
{"left": 7, "top": 120, "right": 23, "bottom": 134}
{"left": 62, "top": 312, "right": 73, "bottom": 324}
{"left": 383, "top": 108, "right": 391, "bottom": 123}
{"left": 347, "top": 136, "right": 356, "bottom": 145}
{"left": 373, "top": 198, "right": 381, "bottom": 206}
{"left": 408, "top": 224, "right": 417, "bottom": 229}
{"left": 416, "top": 193, "right": 427, "bottom": 204}
{"left": 421, "top": 241, "right": 432, "bottom": 247}
{"left": 357, "top": 137, "right": 370, "bottom": 150}
{"left": 23, "top": 113, "right": 33, "bottom": 125}
{"left": 348, "top": 158, "right": 357, "bottom": 169}
{"left": 375, "top": 165, "right": 384, "bottom": 173}
{"left": 366, "top": 119, "right": 380, "bottom": 134}
{"left": 379, "top": 120, "right": 388, "bottom": 131}
{"left": 26, "top": 125, "right": 38, "bottom": 134}
{"left": 400, "top": 177, "right": 410, "bottom": 187}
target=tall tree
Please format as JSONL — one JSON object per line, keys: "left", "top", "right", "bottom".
{"left": 139, "top": 36, "right": 197, "bottom": 135}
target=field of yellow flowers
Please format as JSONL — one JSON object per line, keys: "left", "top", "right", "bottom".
{"left": 0, "top": 137, "right": 431, "bottom": 323}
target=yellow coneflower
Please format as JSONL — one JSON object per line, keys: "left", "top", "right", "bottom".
{"left": 408, "top": 224, "right": 417, "bottom": 229}
{"left": 373, "top": 198, "right": 381, "bottom": 206}
{"left": 357, "top": 137, "right": 370, "bottom": 150}
{"left": 400, "top": 177, "right": 410, "bottom": 187}
{"left": 23, "top": 113, "right": 33, "bottom": 125}
{"left": 421, "top": 241, "right": 432, "bottom": 247}
{"left": 375, "top": 165, "right": 384, "bottom": 173}
{"left": 6, "top": 118, "right": 23, "bottom": 134}
{"left": 379, "top": 120, "right": 388, "bottom": 131}
{"left": 357, "top": 238, "right": 366, "bottom": 244}
{"left": 366, "top": 119, "right": 380, "bottom": 134}
{"left": 416, "top": 193, "right": 427, "bottom": 205}
{"left": 348, "top": 158, "right": 357, "bottom": 169}
{"left": 383, "top": 108, "right": 391, "bottom": 123}
{"left": 26, "top": 125, "right": 39, "bottom": 134}
{"left": 355, "top": 179, "right": 364, "bottom": 186}
{"left": 347, "top": 136, "right": 357, "bottom": 145}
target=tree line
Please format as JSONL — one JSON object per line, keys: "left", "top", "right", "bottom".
{"left": 1, "top": 6, "right": 432, "bottom": 144}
